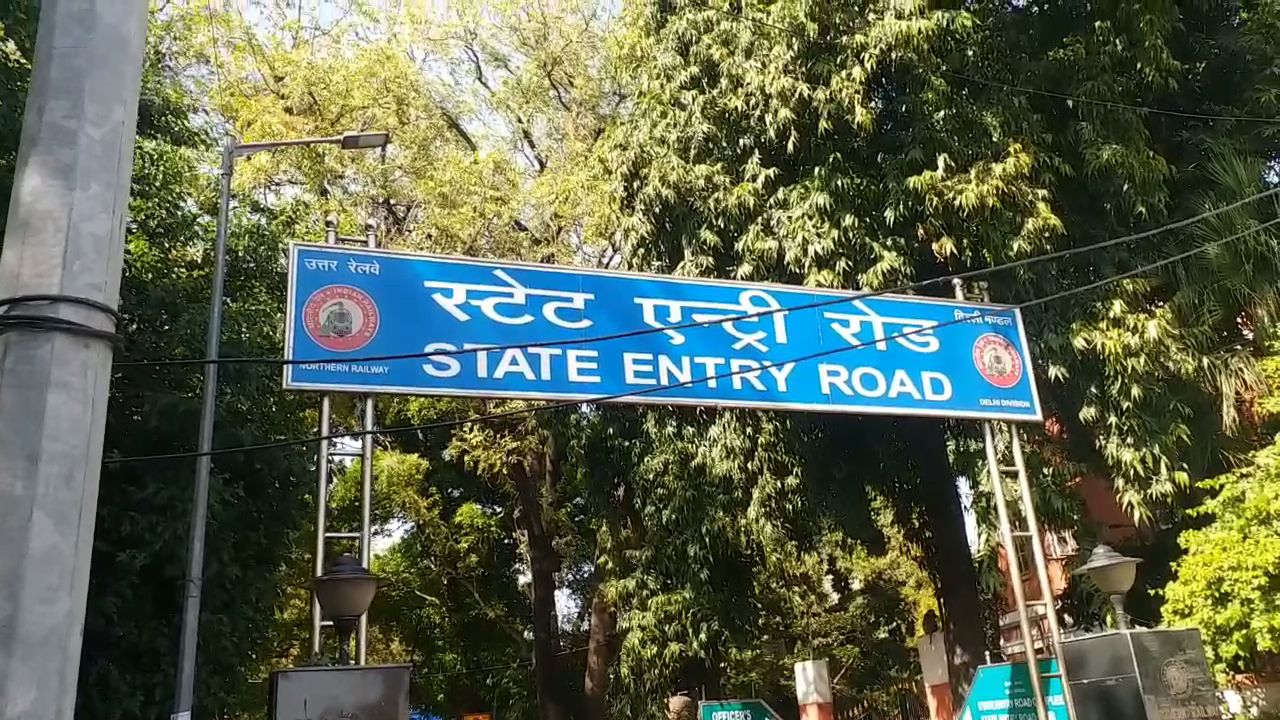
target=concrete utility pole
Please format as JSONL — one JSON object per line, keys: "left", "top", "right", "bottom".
{"left": 0, "top": 0, "right": 150, "bottom": 716}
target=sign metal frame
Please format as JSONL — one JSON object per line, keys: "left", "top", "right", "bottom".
{"left": 283, "top": 244, "right": 1044, "bottom": 422}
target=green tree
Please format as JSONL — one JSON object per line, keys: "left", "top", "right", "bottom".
{"left": 593, "top": 409, "right": 923, "bottom": 716}
{"left": 190, "top": 3, "right": 627, "bottom": 719}
{"left": 1164, "top": 355, "right": 1280, "bottom": 676}
{"left": 1164, "top": 434, "right": 1280, "bottom": 675}
{"left": 600, "top": 0, "right": 1280, "bottom": 693}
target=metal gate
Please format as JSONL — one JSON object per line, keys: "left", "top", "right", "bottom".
{"left": 834, "top": 679, "right": 928, "bottom": 720}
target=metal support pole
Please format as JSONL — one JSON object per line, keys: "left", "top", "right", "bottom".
{"left": 1011, "top": 430, "right": 1076, "bottom": 717}
{"left": 357, "top": 219, "right": 378, "bottom": 665}
{"left": 0, "top": 0, "right": 149, "bottom": 714}
{"left": 982, "top": 423, "right": 1049, "bottom": 720}
{"left": 172, "top": 139, "right": 235, "bottom": 720}
{"left": 310, "top": 217, "right": 340, "bottom": 657}
{"left": 1110, "top": 595, "right": 1130, "bottom": 630}
{"left": 310, "top": 394, "right": 332, "bottom": 657}
{"left": 953, "top": 279, "right": 1049, "bottom": 720}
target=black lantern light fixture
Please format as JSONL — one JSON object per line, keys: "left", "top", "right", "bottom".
{"left": 311, "top": 554, "right": 379, "bottom": 664}
{"left": 1075, "top": 543, "right": 1142, "bottom": 630}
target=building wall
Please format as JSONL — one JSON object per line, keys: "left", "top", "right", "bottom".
{"left": 1076, "top": 474, "right": 1141, "bottom": 545}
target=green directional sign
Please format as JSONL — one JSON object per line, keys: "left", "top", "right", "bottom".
{"left": 698, "top": 699, "right": 783, "bottom": 720}
{"left": 960, "top": 659, "right": 1067, "bottom": 720}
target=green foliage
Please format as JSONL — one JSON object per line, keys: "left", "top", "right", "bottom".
{"left": 603, "top": 0, "right": 1280, "bottom": 521}
{"left": 183, "top": 0, "right": 618, "bottom": 261}
{"left": 584, "top": 410, "right": 920, "bottom": 716}
{"left": 1164, "top": 439, "right": 1280, "bottom": 675}
{"left": 2, "top": 0, "right": 1276, "bottom": 716}
{"left": 82, "top": 153, "right": 319, "bottom": 719}
{"left": 1254, "top": 356, "right": 1280, "bottom": 431}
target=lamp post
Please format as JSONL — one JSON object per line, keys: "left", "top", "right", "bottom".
{"left": 1075, "top": 544, "right": 1142, "bottom": 630}
{"left": 311, "top": 554, "right": 380, "bottom": 665}
{"left": 172, "top": 131, "right": 390, "bottom": 719}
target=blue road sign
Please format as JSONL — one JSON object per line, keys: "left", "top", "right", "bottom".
{"left": 960, "top": 659, "right": 1067, "bottom": 720}
{"left": 284, "top": 245, "right": 1043, "bottom": 421}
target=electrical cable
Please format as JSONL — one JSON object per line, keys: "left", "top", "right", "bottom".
{"left": 111, "top": 185, "right": 1280, "bottom": 369}
{"left": 0, "top": 294, "right": 122, "bottom": 320}
{"left": 100, "top": 214, "right": 1279, "bottom": 466}
{"left": 941, "top": 70, "right": 1280, "bottom": 125}
{"left": 690, "top": 3, "right": 1280, "bottom": 126}
{"left": 421, "top": 659, "right": 533, "bottom": 678}
{"left": 0, "top": 294, "right": 122, "bottom": 343}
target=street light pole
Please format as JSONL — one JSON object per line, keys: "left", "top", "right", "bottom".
{"left": 172, "top": 139, "right": 235, "bottom": 720}
{"left": 171, "top": 131, "right": 389, "bottom": 720}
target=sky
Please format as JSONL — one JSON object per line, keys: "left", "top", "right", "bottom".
{"left": 957, "top": 475, "right": 981, "bottom": 553}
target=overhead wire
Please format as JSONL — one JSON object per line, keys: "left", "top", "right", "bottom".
{"left": 695, "top": 2, "right": 1280, "bottom": 126}
{"left": 940, "top": 70, "right": 1280, "bottom": 126}
{"left": 111, "top": 185, "right": 1280, "bottom": 369}
{"left": 100, "top": 214, "right": 1280, "bottom": 466}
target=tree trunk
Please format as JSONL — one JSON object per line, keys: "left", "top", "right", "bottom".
{"left": 909, "top": 419, "right": 987, "bottom": 700}
{"left": 512, "top": 440, "right": 570, "bottom": 720}
{"left": 581, "top": 582, "right": 616, "bottom": 720}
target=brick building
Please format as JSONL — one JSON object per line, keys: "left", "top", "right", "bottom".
{"left": 995, "top": 474, "right": 1140, "bottom": 659}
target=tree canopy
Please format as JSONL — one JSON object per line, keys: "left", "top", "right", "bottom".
{"left": 3, "top": 0, "right": 1280, "bottom": 719}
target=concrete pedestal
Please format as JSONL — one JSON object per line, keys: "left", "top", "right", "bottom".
{"left": 1061, "top": 628, "right": 1218, "bottom": 720}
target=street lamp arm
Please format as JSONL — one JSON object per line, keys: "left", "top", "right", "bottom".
{"left": 230, "top": 135, "right": 345, "bottom": 159}
{"left": 230, "top": 131, "right": 391, "bottom": 159}
{"left": 172, "top": 126, "right": 389, "bottom": 716}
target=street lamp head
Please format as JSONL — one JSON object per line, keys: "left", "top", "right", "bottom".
{"left": 311, "top": 553, "right": 379, "bottom": 620}
{"left": 1075, "top": 543, "right": 1142, "bottom": 596}
{"left": 340, "top": 131, "right": 391, "bottom": 151}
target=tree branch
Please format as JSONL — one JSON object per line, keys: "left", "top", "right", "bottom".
{"left": 462, "top": 43, "right": 547, "bottom": 173}
{"left": 438, "top": 106, "right": 478, "bottom": 153}
{"left": 545, "top": 67, "right": 573, "bottom": 114}
{"left": 462, "top": 43, "right": 496, "bottom": 95}
{"left": 519, "top": 124, "right": 548, "bottom": 173}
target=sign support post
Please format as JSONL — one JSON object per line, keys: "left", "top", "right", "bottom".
{"left": 356, "top": 219, "right": 377, "bottom": 664}
{"left": 309, "top": 217, "right": 380, "bottom": 664}
{"left": 980, "top": 421, "right": 1049, "bottom": 720}
{"left": 957, "top": 279, "right": 1074, "bottom": 720}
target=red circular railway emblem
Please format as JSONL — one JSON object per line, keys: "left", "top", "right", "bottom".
{"left": 973, "top": 333, "right": 1023, "bottom": 389}
{"left": 303, "top": 285, "right": 379, "bottom": 352}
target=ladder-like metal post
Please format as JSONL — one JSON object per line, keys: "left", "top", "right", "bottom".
{"left": 956, "top": 278, "right": 1074, "bottom": 720}
{"left": 980, "top": 421, "right": 1049, "bottom": 720}
{"left": 356, "top": 219, "right": 378, "bottom": 664}
{"left": 310, "top": 217, "right": 339, "bottom": 657}
{"left": 1011, "top": 428, "right": 1076, "bottom": 717}
{"left": 309, "top": 216, "right": 380, "bottom": 665}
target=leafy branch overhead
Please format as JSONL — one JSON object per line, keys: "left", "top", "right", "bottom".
{"left": 5, "top": 0, "right": 1278, "bottom": 718}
